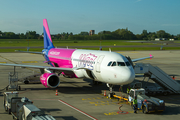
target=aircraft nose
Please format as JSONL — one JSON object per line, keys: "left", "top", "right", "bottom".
{"left": 120, "top": 67, "right": 135, "bottom": 84}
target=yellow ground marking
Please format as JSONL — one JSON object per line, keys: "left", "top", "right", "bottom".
{"left": 104, "top": 112, "right": 119, "bottom": 116}
{"left": 22, "top": 61, "right": 38, "bottom": 63}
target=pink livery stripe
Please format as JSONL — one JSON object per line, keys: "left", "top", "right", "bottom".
{"left": 48, "top": 48, "right": 76, "bottom": 68}
{"left": 43, "top": 19, "right": 52, "bottom": 42}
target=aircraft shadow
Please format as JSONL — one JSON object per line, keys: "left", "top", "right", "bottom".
{"left": 39, "top": 108, "right": 61, "bottom": 113}
{"left": 162, "top": 106, "right": 180, "bottom": 115}
{"left": 53, "top": 116, "right": 78, "bottom": 120}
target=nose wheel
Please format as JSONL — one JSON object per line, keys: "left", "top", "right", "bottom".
{"left": 107, "top": 83, "right": 115, "bottom": 98}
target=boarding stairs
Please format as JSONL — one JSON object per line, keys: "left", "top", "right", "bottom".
{"left": 134, "top": 63, "right": 180, "bottom": 94}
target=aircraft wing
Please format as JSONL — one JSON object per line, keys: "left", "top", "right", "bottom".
{"left": 132, "top": 54, "right": 153, "bottom": 62}
{"left": 0, "top": 63, "right": 73, "bottom": 72}
{"left": 15, "top": 50, "right": 43, "bottom": 55}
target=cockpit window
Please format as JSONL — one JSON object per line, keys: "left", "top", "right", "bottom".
{"left": 107, "top": 62, "right": 112, "bottom": 66}
{"left": 112, "top": 62, "right": 117, "bottom": 66}
{"left": 125, "top": 61, "right": 131, "bottom": 66}
{"left": 108, "top": 61, "right": 131, "bottom": 67}
{"left": 117, "top": 62, "right": 125, "bottom": 66}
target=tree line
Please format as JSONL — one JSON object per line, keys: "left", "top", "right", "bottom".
{"left": 0, "top": 29, "right": 180, "bottom": 40}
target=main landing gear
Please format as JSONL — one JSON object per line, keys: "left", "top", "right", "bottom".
{"left": 106, "top": 83, "right": 115, "bottom": 98}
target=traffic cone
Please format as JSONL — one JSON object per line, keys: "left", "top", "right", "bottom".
{"left": 56, "top": 89, "right": 58, "bottom": 96}
{"left": 104, "top": 90, "right": 106, "bottom": 96}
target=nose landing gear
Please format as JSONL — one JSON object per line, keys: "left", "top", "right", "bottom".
{"left": 106, "top": 83, "right": 115, "bottom": 98}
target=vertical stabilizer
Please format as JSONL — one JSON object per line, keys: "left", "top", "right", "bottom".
{"left": 43, "top": 19, "right": 54, "bottom": 49}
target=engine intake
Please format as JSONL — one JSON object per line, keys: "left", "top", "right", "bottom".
{"left": 40, "top": 73, "right": 60, "bottom": 88}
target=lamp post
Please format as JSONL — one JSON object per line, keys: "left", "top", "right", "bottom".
{"left": 99, "top": 31, "right": 103, "bottom": 50}
{"left": 27, "top": 30, "right": 30, "bottom": 51}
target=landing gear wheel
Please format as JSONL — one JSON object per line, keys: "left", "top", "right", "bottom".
{"left": 8, "top": 108, "right": 11, "bottom": 114}
{"left": 106, "top": 83, "right": 115, "bottom": 98}
{"left": 108, "top": 92, "right": 115, "bottom": 98}
{"left": 6, "top": 86, "right": 9, "bottom": 90}
{"left": 24, "top": 80, "right": 29, "bottom": 84}
{"left": 108, "top": 93, "right": 112, "bottom": 98}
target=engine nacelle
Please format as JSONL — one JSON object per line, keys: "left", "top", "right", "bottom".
{"left": 40, "top": 73, "right": 60, "bottom": 88}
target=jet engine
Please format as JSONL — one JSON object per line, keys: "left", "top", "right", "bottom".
{"left": 40, "top": 73, "right": 60, "bottom": 88}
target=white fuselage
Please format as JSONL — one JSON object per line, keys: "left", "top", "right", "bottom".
{"left": 70, "top": 49, "right": 135, "bottom": 85}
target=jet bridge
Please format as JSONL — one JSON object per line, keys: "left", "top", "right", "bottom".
{"left": 134, "top": 63, "right": 180, "bottom": 94}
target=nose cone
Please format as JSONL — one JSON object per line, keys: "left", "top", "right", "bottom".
{"left": 118, "top": 67, "right": 135, "bottom": 85}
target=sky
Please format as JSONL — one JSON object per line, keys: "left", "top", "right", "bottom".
{"left": 0, "top": 0, "right": 180, "bottom": 35}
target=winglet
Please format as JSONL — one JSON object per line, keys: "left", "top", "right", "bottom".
{"left": 149, "top": 54, "right": 153, "bottom": 59}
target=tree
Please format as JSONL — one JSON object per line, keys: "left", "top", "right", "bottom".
{"left": 156, "top": 30, "right": 166, "bottom": 38}
{"left": 19, "top": 33, "right": 26, "bottom": 39}
{"left": 78, "top": 32, "right": 89, "bottom": 36}
{"left": 26, "top": 31, "right": 38, "bottom": 39}
{"left": 142, "top": 30, "right": 148, "bottom": 36}
{"left": 112, "top": 28, "right": 136, "bottom": 40}
{"left": 177, "top": 34, "right": 180, "bottom": 40}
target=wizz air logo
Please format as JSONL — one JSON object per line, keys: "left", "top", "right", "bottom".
{"left": 78, "top": 53, "right": 97, "bottom": 70}
{"left": 49, "top": 51, "right": 60, "bottom": 56}
{"left": 40, "top": 76, "right": 46, "bottom": 81}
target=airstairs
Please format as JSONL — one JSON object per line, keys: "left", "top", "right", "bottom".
{"left": 134, "top": 63, "right": 180, "bottom": 94}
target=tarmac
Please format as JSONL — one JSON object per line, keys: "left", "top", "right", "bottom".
{"left": 0, "top": 50, "right": 180, "bottom": 120}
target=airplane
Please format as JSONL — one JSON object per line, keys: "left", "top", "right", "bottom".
{"left": 0, "top": 19, "right": 153, "bottom": 97}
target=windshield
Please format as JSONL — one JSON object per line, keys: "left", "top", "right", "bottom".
{"left": 107, "top": 61, "right": 131, "bottom": 67}
{"left": 117, "top": 62, "right": 125, "bottom": 66}
{"left": 125, "top": 61, "right": 131, "bottom": 66}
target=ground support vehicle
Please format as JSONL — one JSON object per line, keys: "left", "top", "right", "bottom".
{"left": 3, "top": 92, "right": 55, "bottom": 120}
{"left": 128, "top": 88, "right": 165, "bottom": 113}
{"left": 3, "top": 91, "right": 19, "bottom": 114}
{"left": 114, "top": 88, "right": 165, "bottom": 113}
